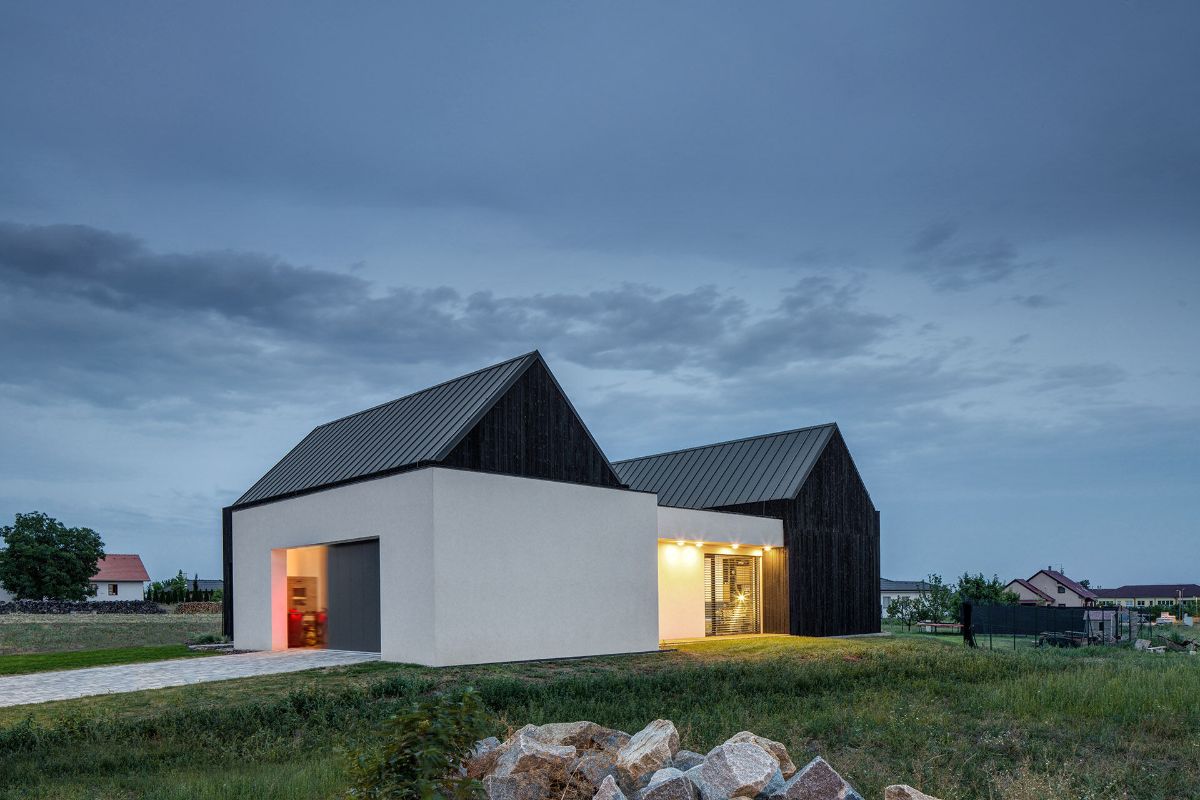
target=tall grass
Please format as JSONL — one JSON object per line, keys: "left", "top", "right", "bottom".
{"left": 1, "top": 638, "right": 1196, "bottom": 799}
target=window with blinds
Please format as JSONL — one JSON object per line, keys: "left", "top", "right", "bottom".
{"left": 704, "top": 554, "right": 761, "bottom": 636}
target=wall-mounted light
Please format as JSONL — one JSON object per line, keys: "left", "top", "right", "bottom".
{"left": 763, "top": 545, "right": 772, "bottom": 551}
{"left": 694, "top": 541, "right": 703, "bottom": 548}
{"left": 730, "top": 543, "right": 739, "bottom": 549}
{"left": 675, "top": 540, "right": 685, "bottom": 547}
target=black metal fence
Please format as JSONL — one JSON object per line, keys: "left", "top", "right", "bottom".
{"left": 962, "top": 601, "right": 1150, "bottom": 649}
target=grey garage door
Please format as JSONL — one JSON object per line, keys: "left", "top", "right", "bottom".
{"left": 326, "top": 539, "right": 381, "bottom": 652}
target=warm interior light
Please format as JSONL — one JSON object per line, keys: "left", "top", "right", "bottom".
{"left": 675, "top": 540, "right": 685, "bottom": 547}
{"left": 730, "top": 543, "right": 739, "bottom": 549}
{"left": 763, "top": 545, "right": 772, "bottom": 551}
{"left": 694, "top": 541, "right": 703, "bottom": 548}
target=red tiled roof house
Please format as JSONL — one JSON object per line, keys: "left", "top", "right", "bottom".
{"left": 89, "top": 554, "right": 150, "bottom": 601}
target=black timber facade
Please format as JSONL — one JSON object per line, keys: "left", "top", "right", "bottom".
{"left": 615, "top": 424, "right": 880, "bottom": 638}
{"left": 716, "top": 429, "right": 880, "bottom": 636}
{"left": 440, "top": 358, "right": 623, "bottom": 487}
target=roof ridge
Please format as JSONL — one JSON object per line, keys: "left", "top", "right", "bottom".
{"left": 613, "top": 422, "right": 836, "bottom": 464}
{"left": 313, "top": 351, "right": 539, "bottom": 430}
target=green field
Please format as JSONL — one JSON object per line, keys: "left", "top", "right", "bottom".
{"left": 0, "top": 645, "right": 213, "bottom": 676}
{"left": 1, "top": 635, "right": 1197, "bottom": 800}
{"left": 0, "top": 614, "right": 223, "bottom": 655}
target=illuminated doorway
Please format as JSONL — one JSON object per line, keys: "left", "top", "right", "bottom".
{"left": 704, "top": 553, "right": 760, "bottom": 636}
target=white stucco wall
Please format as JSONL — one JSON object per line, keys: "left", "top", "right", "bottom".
{"left": 88, "top": 580, "right": 146, "bottom": 601}
{"left": 429, "top": 469, "right": 660, "bottom": 665}
{"left": 655, "top": 506, "right": 783, "bottom": 548}
{"left": 231, "top": 467, "right": 661, "bottom": 666}
{"left": 231, "top": 468, "right": 435, "bottom": 661}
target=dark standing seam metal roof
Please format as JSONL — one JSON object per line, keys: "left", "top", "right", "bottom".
{"left": 612, "top": 424, "right": 836, "bottom": 509}
{"left": 235, "top": 352, "right": 538, "bottom": 506}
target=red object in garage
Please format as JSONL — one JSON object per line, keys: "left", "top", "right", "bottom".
{"left": 287, "top": 608, "right": 303, "bottom": 647}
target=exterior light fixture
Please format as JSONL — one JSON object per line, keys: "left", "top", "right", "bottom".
{"left": 730, "top": 543, "right": 739, "bottom": 549}
{"left": 763, "top": 545, "right": 772, "bottom": 551}
{"left": 694, "top": 541, "right": 703, "bottom": 548}
{"left": 675, "top": 540, "right": 685, "bottom": 547}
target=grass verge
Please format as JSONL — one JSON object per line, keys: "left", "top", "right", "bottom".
{"left": 0, "top": 645, "right": 214, "bottom": 676}
{"left": 0, "top": 614, "right": 223, "bottom": 655}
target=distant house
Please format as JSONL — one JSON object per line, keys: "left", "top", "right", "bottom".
{"left": 1092, "top": 584, "right": 1200, "bottom": 608}
{"left": 88, "top": 554, "right": 150, "bottom": 601}
{"left": 1006, "top": 569, "right": 1096, "bottom": 608}
{"left": 880, "top": 578, "right": 930, "bottom": 616}
{"left": 194, "top": 579, "right": 224, "bottom": 592}
{"left": 0, "top": 553, "right": 150, "bottom": 601}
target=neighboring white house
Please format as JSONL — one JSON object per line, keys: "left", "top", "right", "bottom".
{"left": 88, "top": 554, "right": 150, "bottom": 600}
{"left": 224, "top": 351, "right": 878, "bottom": 666}
{"left": 1006, "top": 568, "right": 1096, "bottom": 608}
{"left": 0, "top": 553, "right": 149, "bottom": 601}
{"left": 880, "top": 578, "right": 930, "bottom": 616}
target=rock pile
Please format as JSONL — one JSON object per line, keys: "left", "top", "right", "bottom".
{"left": 466, "top": 719, "right": 942, "bottom": 800}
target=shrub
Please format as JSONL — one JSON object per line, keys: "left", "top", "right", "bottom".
{"left": 347, "top": 688, "right": 492, "bottom": 800}
{"left": 187, "top": 633, "right": 228, "bottom": 645}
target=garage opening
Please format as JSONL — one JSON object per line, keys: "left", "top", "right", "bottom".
{"left": 283, "top": 539, "right": 380, "bottom": 652}
{"left": 704, "top": 553, "right": 761, "bottom": 636}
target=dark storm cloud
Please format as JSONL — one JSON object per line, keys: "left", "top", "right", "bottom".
{"left": 0, "top": 222, "right": 895, "bottom": 414}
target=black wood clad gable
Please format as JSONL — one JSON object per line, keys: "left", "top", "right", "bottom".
{"left": 718, "top": 429, "right": 880, "bottom": 636}
{"left": 441, "top": 358, "right": 624, "bottom": 487}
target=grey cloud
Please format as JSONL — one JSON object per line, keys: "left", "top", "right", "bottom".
{"left": 1011, "top": 294, "right": 1061, "bottom": 309}
{"left": 0, "top": 222, "right": 895, "bottom": 417}
{"left": 1036, "top": 363, "right": 1127, "bottom": 392}
{"left": 907, "top": 221, "right": 1040, "bottom": 291}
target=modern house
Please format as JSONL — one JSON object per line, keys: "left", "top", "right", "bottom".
{"left": 223, "top": 351, "right": 879, "bottom": 665}
{"left": 880, "top": 578, "right": 930, "bottom": 617}
{"left": 0, "top": 553, "right": 149, "bottom": 601}
{"left": 1006, "top": 569, "right": 1096, "bottom": 608}
{"left": 1093, "top": 584, "right": 1200, "bottom": 608}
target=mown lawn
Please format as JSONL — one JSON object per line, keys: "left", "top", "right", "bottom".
{"left": 1, "top": 635, "right": 1197, "bottom": 799}
{"left": 0, "top": 645, "right": 213, "bottom": 676}
{"left": 0, "top": 614, "right": 223, "bottom": 655}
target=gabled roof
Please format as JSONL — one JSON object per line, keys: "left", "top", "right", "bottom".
{"left": 93, "top": 554, "right": 150, "bottom": 582}
{"left": 881, "top": 578, "right": 930, "bottom": 593}
{"left": 1006, "top": 577, "right": 1055, "bottom": 604}
{"left": 1093, "top": 584, "right": 1200, "bottom": 598}
{"left": 1036, "top": 569, "right": 1098, "bottom": 601}
{"left": 235, "top": 352, "right": 541, "bottom": 506}
{"left": 612, "top": 424, "right": 836, "bottom": 509}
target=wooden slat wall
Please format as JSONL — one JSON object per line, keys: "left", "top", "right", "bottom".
{"left": 719, "top": 429, "right": 880, "bottom": 636}
{"left": 441, "top": 360, "right": 624, "bottom": 488}
{"left": 760, "top": 547, "right": 790, "bottom": 634}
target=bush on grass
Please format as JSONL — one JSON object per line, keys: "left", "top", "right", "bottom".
{"left": 347, "top": 688, "right": 491, "bottom": 800}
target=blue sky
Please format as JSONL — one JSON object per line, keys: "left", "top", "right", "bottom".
{"left": 1, "top": 2, "right": 1197, "bottom": 586}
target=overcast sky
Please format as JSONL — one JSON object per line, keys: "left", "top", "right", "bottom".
{"left": 1, "top": 2, "right": 1197, "bottom": 587}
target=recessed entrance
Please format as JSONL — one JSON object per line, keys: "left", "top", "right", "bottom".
{"left": 704, "top": 553, "right": 761, "bottom": 636}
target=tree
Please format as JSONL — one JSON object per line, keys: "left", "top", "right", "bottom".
{"left": 886, "top": 596, "right": 921, "bottom": 630}
{"left": 915, "top": 573, "right": 956, "bottom": 623}
{"left": 954, "top": 572, "right": 1020, "bottom": 607}
{"left": 150, "top": 570, "right": 188, "bottom": 597}
{"left": 0, "top": 512, "right": 105, "bottom": 600}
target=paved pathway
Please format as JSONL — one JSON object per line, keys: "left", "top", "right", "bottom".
{"left": 0, "top": 649, "right": 380, "bottom": 708}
